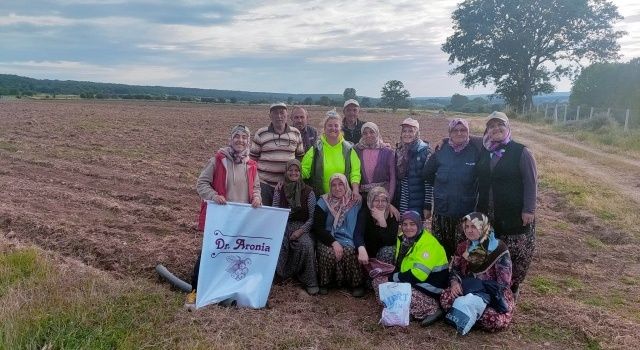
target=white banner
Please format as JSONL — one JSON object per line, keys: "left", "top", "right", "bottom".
{"left": 196, "top": 202, "right": 289, "bottom": 309}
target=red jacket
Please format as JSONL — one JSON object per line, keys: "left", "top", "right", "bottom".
{"left": 197, "top": 152, "right": 258, "bottom": 231}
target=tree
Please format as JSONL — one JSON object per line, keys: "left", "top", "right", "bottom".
{"left": 442, "top": 0, "right": 625, "bottom": 112}
{"left": 360, "top": 97, "right": 372, "bottom": 108}
{"left": 317, "top": 96, "right": 331, "bottom": 106}
{"left": 343, "top": 88, "right": 357, "bottom": 102}
{"left": 380, "top": 80, "right": 410, "bottom": 112}
{"left": 570, "top": 58, "right": 640, "bottom": 109}
{"left": 302, "top": 97, "right": 314, "bottom": 105}
{"left": 449, "top": 93, "right": 470, "bottom": 110}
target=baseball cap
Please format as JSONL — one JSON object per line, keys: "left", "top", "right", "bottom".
{"left": 343, "top": 99, "right": 360, "bottom": 108}
{"left": 400, "top": 117, "right": 419, "bottom": 129}
{"left": 486, "top": 111, "right": 509, "bottom": 124}
{"left": 269, "top": 102, "right": 287, "bottom": 110}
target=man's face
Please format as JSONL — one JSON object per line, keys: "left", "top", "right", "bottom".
{"left": 270, "top": 107, "right": 288, "bottom": 129}
{"left": 343, "top": 104, "right": 359, "bottom": 124}
{"left": 291, "top": 108, "right": 308, "bottom": 130}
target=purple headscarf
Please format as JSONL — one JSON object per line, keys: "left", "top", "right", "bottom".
{"left": 401, "top": 210, "right": 423, "bottom": 236}
{"left": 482, "top": 115, "right": 511, "bottom": 158}
{"left": 447, "top": 118, "right": 470, "bottom": 153}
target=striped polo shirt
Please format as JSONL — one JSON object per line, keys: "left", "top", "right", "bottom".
{"left": 250, "top": 123, "right": 305, "bottom": 187}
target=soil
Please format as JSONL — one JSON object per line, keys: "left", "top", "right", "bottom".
{"left": 1, "top": 100, "right": 639, "bottom": 348}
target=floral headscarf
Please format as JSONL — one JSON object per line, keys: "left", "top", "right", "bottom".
{"left": 321, "top": 173, "right": 357, "bottom": 230}
{"left": 356, "top": 122, "right": 384, "bottom": 150}
{"left": 396, "top": 123, "right": 420, "bottom": 179}
{"left": 447, "top": 118, "right": 470, "bottom": 153}
{"left": 461, "top": 212, "right": 507, "bottom": 273}
{"left": 223, "top": 124, "right": 251, "bottom": 164}
{"left": 366, "top": 186, "right": 390, "bottom": 218}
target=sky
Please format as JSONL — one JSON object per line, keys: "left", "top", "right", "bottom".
{"left": 1, "top": 0, "right": 639, "bottom": 98}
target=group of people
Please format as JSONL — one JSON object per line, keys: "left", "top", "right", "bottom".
{"left": 186, "top": 99, "right": 538, "bottom": 333}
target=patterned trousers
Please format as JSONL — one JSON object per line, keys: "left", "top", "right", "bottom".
{"left": 498, "top": 224, "right": 536, "bottom": 293}
{"left": 316, "top": 243, "right": 363, "bottom": 288}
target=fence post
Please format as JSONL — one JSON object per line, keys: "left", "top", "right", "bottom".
{"left": 554, "top": 104, "right": 558, "bottom": 123}
{"left": 590, "top": 107, "right": 594, "bottom": 119}
{"left": 625, "top": 109, "right": 630, "bottom": 131}
{"left": 607, "top": 108, "right": 610, "bottom": 118}
{"left": 536, "top": 104, "right": 539, "bottom": 113}
{"left": 576, "top": 105, "right": 580, "bottom": 120}
{"left": 563, "top": 104, "right": 568, "bottom": 122}
{"left": 522, "top": 104, "right": 525, "bottom": 115}
{"left": 544, "top": 104, "right": 548, "bottom": 118}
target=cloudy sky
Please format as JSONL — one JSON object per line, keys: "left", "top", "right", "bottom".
{"left": 1, "top": 0, "right": 638, "bottom": 97}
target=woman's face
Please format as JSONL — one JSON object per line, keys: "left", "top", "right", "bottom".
{"left": 401, "top": 219, "right": 419, "bottom": 238}
{"left": 362, "top": 127, "right": 377, "bottom": 146}
{"left": 324, "top": 118, "right": 341, "bottom": 140}
{"left": 486, "top": 119, "right": 508, "bottom": 142}
{"left": 401, "top": 126, "right": 417, "bottom": 144}
{"left": 450, "top": 124, "right": 469, "bottom": 146}
{"left": 330, "top": 178, "right": 346, "bottom": 199}
{"left": 463, "top": 220, "right": 481, "bottom": 241}
{"left": 372, "top": 194, "right": 388, "bottom": 211}
{"left": 231, "top": 132, "right": 249, "bottom": 152}
{"left": 286, "top": 164, "right": 301, "bottom": 182}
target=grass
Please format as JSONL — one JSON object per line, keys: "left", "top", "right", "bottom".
{"left": 585, "top": 236, "right": 606, "bottom": 250}
{"left": 529, "top": 276, "right": 560, "bottom": 295}
{"left": 516, "top": 322, "right": 573, "bottom": 342}
{"left": 0, "top": 140, "right": 19, "bottom": 152}
{"left": 0, "top": 247, "right": 185, "bottom": 349}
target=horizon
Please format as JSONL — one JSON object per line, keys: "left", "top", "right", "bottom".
{"left": 1, "top": 1, "right": 637, "bottom": 98}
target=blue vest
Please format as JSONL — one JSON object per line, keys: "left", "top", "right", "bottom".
{"left": 317, "top": 198, "right": 362, "bottom": 248}
{"left": 432, "top": 143, "right": 479, "bottom": 217}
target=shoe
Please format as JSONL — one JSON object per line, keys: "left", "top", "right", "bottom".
{"left": 318, "top": 287, "right": 329, "bottom": 295}
{"left": 351, "top": 287, "right": 365, "bottom": 298}
{"left": 420, "top": 309, "right": 444, "bottom": 327}
{"left": 184, "top": 290, "right": 197, "bottom": 311}
{"left": 306, "top": 286, "right": 320, "bottom": 295}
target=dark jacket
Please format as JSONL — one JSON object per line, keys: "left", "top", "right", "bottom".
{"left": 396, "top": 139, "right": 432, "bottom": 216}
{"left": 424, "top": 142, "right": 480, "bottom": 217}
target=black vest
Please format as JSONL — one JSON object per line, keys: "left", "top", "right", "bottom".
{"left": 277, "top": 185, "right": 312, "bottom": 223}
{"left": 477, "top": 141, "right": 525, "bottom": 235}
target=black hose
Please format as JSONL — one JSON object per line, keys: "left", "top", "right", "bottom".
{"left": 155, "top": 264, "right": 192, "bottom": 292}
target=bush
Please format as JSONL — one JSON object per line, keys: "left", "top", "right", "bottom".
{"left": 562, "top": 114, "right": 619, "bottom": 133}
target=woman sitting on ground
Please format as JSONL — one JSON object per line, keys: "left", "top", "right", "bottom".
{"left": 372, "top": 211, "right": 449, "bottom": 326}
{"left": 273, "top": 159, "right": 319, "bottom": 295}
{"left": 313, "top": 173, "right": 365, "bottom": 297}
{"left": 440, "top": 212, "right": 514, "bottom": 334}
{"left": 356, "top": 186, "right": 398, "bottom": 266}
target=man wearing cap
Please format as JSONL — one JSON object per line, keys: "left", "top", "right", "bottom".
{"left": 342, "top": 99, "right": 367, "bottom": 144}
{"left": 291, "top": 106, "right": 318, "bottom": 152}
{"left": 250, "top": 102, "right": 305, "bottom": 206}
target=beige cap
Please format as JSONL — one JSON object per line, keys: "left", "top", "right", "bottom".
{"left": 343, "top": 99, "right": 360, "bottom": 108}
{"left": 486, "top": 111, "right": 509, "bottom": 124}
{"left": 269, "top": 102, "right": 287, "bottom": 110}
{"left": 400, "top": 117, "right": 419, "bottom": 129}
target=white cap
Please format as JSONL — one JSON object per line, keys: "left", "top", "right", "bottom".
{"left": 486, "top": 111, "right": 509, "bottom": 124}
{"left": 400, "top": 117, "right": 419, "bottom": 129}
{"left": 269, "top": 102, "right": 287, "bottom": 110}
{"left": 343, "top": 99, "right": 360, "bottom": 108}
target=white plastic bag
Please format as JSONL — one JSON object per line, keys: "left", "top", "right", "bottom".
{"left": 378, "top": 282, "right": 411, "bottom": 327}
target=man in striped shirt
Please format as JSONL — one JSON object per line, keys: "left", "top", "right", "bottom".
{"left": 250, "top": 102, "right": 305, "bottom": 206}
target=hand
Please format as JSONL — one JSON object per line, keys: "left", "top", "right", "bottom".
{"left": 357, "top": 246, "right": 369, "bottom": 265}
{"left": 213, "top": 195, "right": 227, "bottom": 205}
{"left": 370, "top": 208, "right": 388, "bottom": 228}
{"left": 388, "top": 204, "right": 401, "bottom": 221}
{"left": 522, "top": 212, "right": 535, "bottom": 226}
{"left": 251, "top": 196, "right": 262, "bottom": 208}
{"left": 274, "top": 181, "right": 283, "bottom": 191}
{"left": 451, "top": 280, "right": 463, "bottom": 298}
{"left": 332, "top": 241, "right": 344, "bottom": 262}
{"left": 289, "top": 229, "right": 303, "bottom": 241}
{"left": 423, "top": 209, "right": 432, "bottom": 220}
{"left": 351, "top": 191, "right": 362, "bottom": 203}
{"left": 434, "top": 139, "right": 445, "bottom": 152}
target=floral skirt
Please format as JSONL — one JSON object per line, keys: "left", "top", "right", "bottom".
{"left": 276, "top": 221, "right": 318, "bottom": 287}
{"left": 316, "top": 243, "right": 363, "bottom": 288}
{"left": 431, "top": 214, "right": 465, "bottom": 260}
{"left": 498, "top": 224, "right": 536, "bottom": 293}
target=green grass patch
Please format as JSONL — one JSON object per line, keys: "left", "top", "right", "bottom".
{"left": 0, "top": 140, "right": 19, "bottom": 152}
{"left": 620, "top": 275, "right": 638, "bottom": 285}
{"left": 561, "top": 277, "right": 584, "bottom": 290}
{"left": 516, "top": 322, "right": 574, "bottom": 342}
{"left": 0, "top": 249, "right": 48, "bottom": 297}
{"left": 530, "top": 276, "right": 560, "bottom": 295}
{"left": 585, "top": 236, "right": 606, "bottom": 250}
{"left": 0, "top": 247, "right": 183, "bottom": 350}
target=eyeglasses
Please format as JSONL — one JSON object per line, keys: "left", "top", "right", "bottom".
{"left": 273, "top": 133, "right": 293, "bottom": 147}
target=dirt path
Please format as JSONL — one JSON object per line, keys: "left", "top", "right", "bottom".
{"left": 512, "top": 122, "right": 640, "bottom": 205}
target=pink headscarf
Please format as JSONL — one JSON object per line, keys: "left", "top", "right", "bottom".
{"left": 447, "top": 118, "right": 470, "bottom": 153}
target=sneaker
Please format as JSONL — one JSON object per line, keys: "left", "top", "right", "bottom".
{"left": 420, "top": 309, "right": 444, "bottom": 327}
{"left": 184, "top": 290, "right": 197, "bottom": 311}
{"left": 306, "top": 286, "right": 320, "bottom": 295}
{"left": 318, "top": 286, "right": 329, "bottom": 295}
{"left": 351, "top": 287, "right": 365, "bottom": 298}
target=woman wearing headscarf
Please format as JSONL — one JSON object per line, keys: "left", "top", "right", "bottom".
{"left": 313, "top": 173, "right": 365, "bottom": 297}
{"left": 301, "top": 109, "right": 362, "bottom": 202}
{"left": 186, "top": 125, "right": 262, "bottom": 309}
{"left": 354, "top": 122, "right": 396, "bottom": 199}
{"left": 395, "top": 118, "right": 433, "bottom": 220}
{"left": 372, "top": 211, "right": 449, "bottom": 326}
{"left": 273, "top": 159, "right": 319, "bottom": 295}
{"left": 355, "top": 186, "right": 399, "bottom": 265}
{"left": 477, "top": 111, "right": 537, "bottom": 298}
{"left": 440, "top": 212, "right": 514, "bottom": 333}
{"left": 424, "top": 118, "right": 480, "bottom": 259}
